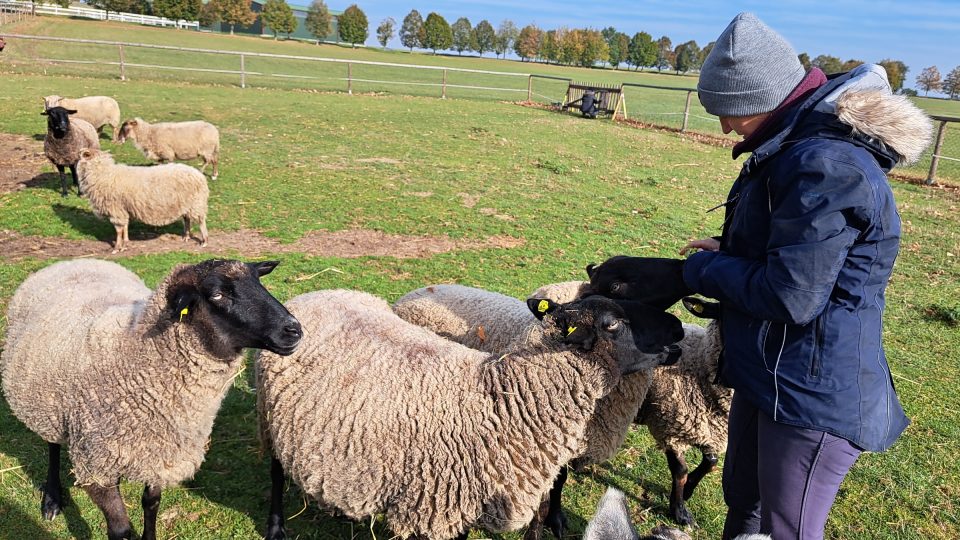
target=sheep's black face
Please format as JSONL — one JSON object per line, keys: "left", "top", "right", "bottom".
{"left": 527, "top": 295, "right": 683, "bottom": 375}
{"left": 42, "top": 106, "right": 76, "bottom": 140}
{"left": 585, "top": 255, "right": 690, "bottom": 311}
{"left": 117, "top": 121, "right": 135, "bottom": 143}
{"left": 169, "top": 260, "right": 302, "bottom": 357}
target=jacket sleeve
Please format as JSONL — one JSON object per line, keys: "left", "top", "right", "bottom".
{"left": 684, "top": 153, "right": 874, "bottom": 325}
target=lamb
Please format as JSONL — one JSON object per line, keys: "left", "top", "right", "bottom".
{"left": 587, "top": 255, "right": 732, "bottom": 526}
{"left": 43, "top": 94, "right": 121, "bottom": 142}
{"left": 584, "top": 488, "right": 691, "bottom": 540}
{"left": 257, "top": 290, "right": 684, "bottom": 540}
{"left": 42, "top": 106, "right": 100, "bottom": 197}
{"left": 76, "top": 148, "right": 210, "bottom": 253}
{"left": 1, "top": 258, "right": 302, "bottom": 540}
{"left": 118, "top": 117, "right": 221, "bottom": 180}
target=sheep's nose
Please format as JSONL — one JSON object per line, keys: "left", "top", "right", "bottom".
{"left": 282, "top": 318, "right": 302, "bottom": 340}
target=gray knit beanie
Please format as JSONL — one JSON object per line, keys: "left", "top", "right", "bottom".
{"left": 697, "top": 12, "right": 806, "bottom": 117}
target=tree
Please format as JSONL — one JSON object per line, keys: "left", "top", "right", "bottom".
{"left": 399, "top": 10, "right": 425, "bottom": 51}
{"left": 812, "top": 54, "right": 842, "bottom": 74}
{"left": 87, "top": 0, "right": 132, "bottom": 18}
{"left": 700, "top": 41, "right": 714, "bottom": 65}
{"left": 558, "top": 28, "right": 582, "bottom": 66}
{"left": 916, "top": 66, "right": 943, "bottom": 96}
{"left": 798, "top": 52, "right": 811, "bottom": 71}
{"left": 538, "top": 29, "right": 557, "bottom": 63}
{"left": 28, "top": 0, "right": 70, "bottom": 17}
{"left": 472, "top": 19, "right": 495, "bottom": 56}
{"left": 841, "top": 59, "right": 863, "bottom": 72}
{"left": 944, "top": 66, "right": 960, "bottom": 100}
{"left": 154, "top": 0, "right": 200, "bottom": 20}
{"left": 305, "top": 0, "right": 332, "bottom": 43}
{"left": 514, "top": 24, "right": 541, "bottom": 61}
{"left": 655, "top": 36, "right": 673, "bottom": 72}
{"left": 627, "top": 31, "right": 655, "bottom": 71}
{"left": 673, "top": 40, "right": 701, "bottom": 74}
{"left": 216, "top": 0, "right": 256, "bottom": 35}
{"left": 199, "top": 0, "right": 221, "bottom": 27}
{"left": 607, "top": 32, "right": 629, "bottom": 69}
{"left": 338, "top": 4, "right": 368, "bottom": 47}
{"left": 580, "top": 29, "right": 608, "bottom": 68}
{"left": 261, "top": 0, "right": 296, "bottom": 39}
{"left": 422, "top": 12, "right": 452, "bottom": 54}
{"left": 879, "top": 59, "right": 908, "bottom": 92}
{"left": 376, "top": 17, "right": 395, "bottom": 48}
{"left": 494, "top": 20, "right": 518, "bottom": 59}
{"left": 451, "top": 17, "right": 473, "bottom": 55}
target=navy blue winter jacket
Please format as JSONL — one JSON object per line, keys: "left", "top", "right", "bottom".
{"left": 683, "top": 65, "right": 931, "bottom": 452}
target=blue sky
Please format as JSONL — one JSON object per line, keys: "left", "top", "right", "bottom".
{"left": 338, "top": 0, "right": 960, "bottom": 94}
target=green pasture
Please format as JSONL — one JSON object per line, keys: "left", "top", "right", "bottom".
{"left": 0, "top": 15, "right": 959, "bottom": 540}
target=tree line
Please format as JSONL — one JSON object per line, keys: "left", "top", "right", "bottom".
{"left": 915, "top": 65, "right": 960, "bottom": 99}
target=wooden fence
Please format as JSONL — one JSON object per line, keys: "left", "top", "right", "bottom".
{"left": 926, "top": 115, "right": 960, "bottom": 185}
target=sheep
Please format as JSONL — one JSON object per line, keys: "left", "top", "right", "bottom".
{"left": 43, "top": 95, "right": 121, "bottom": 142}
{"left": 118, "top": 117, "right": 221, "bottom": 180}
{"left": 529, "top": 280, "right": 592, "bottom": 304}
{"left": 587, "top": 255, "right": 732, "bottom": 527}
{"left": 584, "top": 488, "right": 692, "bottom": 540}
{"left": 256, "top": 290, "right": 684, "bottom": 540}
{"left": 0, "top": 258, "right": 302, "bottom": 540}
{"left": 76, "top": 148, "right": 210, "bottom": 253}
{"left": 42, "top": 106, "right": 100, "bottom": 197}
{"left": 392, "top": 283, "right": 676, "bottom": 539}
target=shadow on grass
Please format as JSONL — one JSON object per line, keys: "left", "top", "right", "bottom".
{"left": 51, "top": 203, "right": 183, "bottom": 245}
{"left": 587, "top": 459, "right": 674, "bottom": 519}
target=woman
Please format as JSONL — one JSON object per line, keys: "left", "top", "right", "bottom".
{"left": 680, "top": 12, "right": 932, "bottom": 540}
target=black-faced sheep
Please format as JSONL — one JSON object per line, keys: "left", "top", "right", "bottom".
{"left": 76, "top": 148, "right": 210, "bottom": 253}
{"left": 257, "top": 290, "right": 684, "bottom": 540}
{"left": 118, "top": 117, "right": 221, "bottom": 180}
{"left": 42, "top": 106, "right": 101, "bottom": 197}
{"left": 1, "top": 258, "right": 302, "bottom": 540}
{"left": 44, "top": 95, "right": 121, "bottom": 142}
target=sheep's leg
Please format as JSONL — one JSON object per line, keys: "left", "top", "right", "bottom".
{"left": 264, "top": 457, "right": 287, "bottom": 540}
{"left": 212, "top": 155, "right": 219, "bottom": 180}
{"left": 452, "top": 533, "right": 469, "bottom": 540}
{"left": 665, "top": 448, "right": 695, "bottom": 526}
{"left": 112, "top": 223, "right": 125, "bottom": 253}
{"left": 543, "top": 467, "right": 568, "bottom": 539}
{"left": 83, "top": 482, "right": 133, "bottom": 540}
{"left": 198, "top": 216, "right": 208, "bottom": 247}
{"left": 111, "top": 123, "right": 119, "bottom": 143}
{"left": 68, "top": 164, "right": 81, "bottom": 196}
{"left": 140, "top": 485, "right": 162, "bottom": 540}
{"left": 522, "top": 497, "right": 547, "bottom": 540}
{"left": 56, "top": 164, "right": 68, "bottom": 197}
{"left": 683, "top": 448, "right": 719, "bottom": 501}
{"left": 182, "top": 216, "right": 192, "bottom": 243}
{"left": 40, "top": 442, "right": 65, "bottom": 520}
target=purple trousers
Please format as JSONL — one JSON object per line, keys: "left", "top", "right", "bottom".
{"left": 721, "top": 392, "right": 862, "bottom": 540}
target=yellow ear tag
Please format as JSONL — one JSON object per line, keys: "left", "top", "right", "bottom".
{"left": 693, "top": 303, "right": 704, "bottom": 314}
{"left": 179, "top": 307, "right": 189, "bottom": 322}
{"left": 537, "top": 300, "right": 550, "bottom": 313}
{"left": 567, "top": 326, "right": 577, "bottom": 336}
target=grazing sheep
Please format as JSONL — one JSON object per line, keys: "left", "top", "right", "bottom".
{"left": 392, "top": 283, "right": 678, "bottom": 540}
{"left": 257, "top": 290, "right": 684, "bottom": 540}
{"left": 43, "top": 95, "right": 121, "bottom": 142}
{"left": 42, "top": 106, "right": 100, "bottom": 197}
{"left": 118, "top": 117, "right": 220, "bottom": 180}
{"left": 588, "top": 255, "right": 732, "bottom": 526}
{"left": 1, "top": 258, "right": 302, "bottom": 540}
{"left": 77, "top": 148, "right": 210, "bottom": 253}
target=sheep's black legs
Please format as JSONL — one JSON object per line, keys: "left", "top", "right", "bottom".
{"left": 141, "top": 484, "right": 162, "bottom": 540}
{"left": 69, "top": 164, "right": 81, "bottom": 196}
{"left": 665, "top": 448, "right": 695, "bottom": 526}
{"left": 683, "top": 449, "right": 719, "bottom": 501}
{"left": 83, "top": 482, "right": 133, "bottom": 540}
{"left": 544, "top": 467, "right": 568, "bottom": 539}
{"left": 264, "top": 457, "right": 287, "bottom": 540}
{"left": 41, "top": 442, "right": 65, "bottom": 520}
{"left": 453, "top": 532, "right": 469, "bottom": 540}
{"left": 56, "top": 164, "right": 69, "bottom": 197}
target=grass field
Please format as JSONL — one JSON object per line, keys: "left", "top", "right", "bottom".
{"left": 1, "top": 15, "right": 959, "bottom": 540}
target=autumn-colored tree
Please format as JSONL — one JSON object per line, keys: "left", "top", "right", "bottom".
{"left": 878, "top": 59, "right": 908, "bottom": 92}
{"left": 538, "top": 29, "right": 558, "bottom": 63}
{"left": 422, "top": 12, "right": 452, "bottom": 54}
{"left": 472, "top": 20, "right": 495, "bottom": 56}
{"left": 261, "top": 0, "right": 296, "bottom": 39}
{"left": 841, "top": 59, "right": 864, "bottom": 72}
{"left": 216, "top": 0, "right": 256, "bottom": 35}
{"left": 399, "top": 10, "right": 424, "bottom": 51}
{"left": 916, "top": 66, "right": 943, "bottom": 96}
{"left": 493, "top": 20, "right": 518, "bottom": 59}
{"left": 943, "top": 66, "right": 960, "bottom": 99}
{"left": 450, "top": 17, "right": 473, "bottom": 55}
{"left": 627, "top": 31, "right": 655, "bottom": 71}
{"left": 338, "top": 4, "right": 368, "bottom": 47}
{"left": 514, "top": 24, "right": 541, "bottom": 61}
{"left": 376, "top": 17, "right": 395, "bottom": 48}
{"left": 305, "top": 0, "right": 332, "bottom": 43}
{"left": 798, "top": 52, "right": 811, "bottom": 71}
{"left": 812, "top": 54, "right": 842, "bottom": 74}
{"left": 198, "top": 0, "right": 221, "bottom": 27}
{"left": 577, "top": 29, "right": 607, "bottom": 68}
{"left": 558, "top": 28, "right": 583, "bottom": 66}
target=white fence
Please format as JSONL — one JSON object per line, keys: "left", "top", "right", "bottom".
{"left": 0, "top": 0, "right": 198, "bottom": 29}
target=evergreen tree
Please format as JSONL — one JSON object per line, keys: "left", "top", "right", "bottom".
{"left": 305, "top": 0, "right": 332, "bottom": 43}
{"left": 472, "top": 20, "right": 495, "bottom": 57}
{"left": 261, "top": 0, "right": 296, "bottom": 39}
{"left": 216, "top": 0, "right": 256, "bottom": 35}
{"left": 493, "top": 20, "right": 518, "bottom": 59}
{"left": 376, "top": 17, "right": 395, "bottom": 48}
{"left": 451, "top": 17, "right": 473, "bottom": 55}
{"left": 399, "top": 9, "right": 424, "bottom": 51}
{"left": 338, "top": 4, "right": 369, "bottom": 47}
{"left": 422, "top": 12, "right": 452, "bottom": 54}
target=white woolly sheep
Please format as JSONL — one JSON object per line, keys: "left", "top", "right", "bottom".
{"left": 44, "top": 95, "right": 121, "bottom": 142}
{"left": 77, "top": 148, "right": 210, "bottom": 253}
{"left": 257, "top": 289, "right": 683, "bottom": 540}
{"left": 118, "top": 117, "right": 220, "bottom": 179}
{"left": 42, "top": 106, "right": 100, "bottom": 197}
{"left": 1, "top": 258, "right": 302, "bottom": 540}
{"left": 584, "top": 488, "right": 692, "bottom": 540}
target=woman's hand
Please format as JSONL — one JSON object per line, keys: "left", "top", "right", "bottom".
{"left": 680, "top": 238, "right": 721, "bottom": 256}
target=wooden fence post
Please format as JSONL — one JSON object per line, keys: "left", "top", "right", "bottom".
{"left": 240, "top": 54, "right": 246, "bottom": 88}
{"left": 681, "top": 90, "right": 693, "bottom": 132}
{"left": 926, "top": 120, "right": 948, "bottom": 185}
{"left": 442, "top": 69, "right": 447, "bottom": 99}
{"left": 527, "top": 75, "right": 532, "bottom": 101}
{"left": 118, "top": 44, "right": 125, "bottom": 81}
{"left": 347, "top": 62, "right": 352, "bottom": 94}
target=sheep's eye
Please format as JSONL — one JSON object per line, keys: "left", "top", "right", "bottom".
{"left": 604, "top": 320, "right": 621, "bottom": 332}
{"left": 210, "top": 292, "right": 223, "bottom": 301}
{"left": 610, "top": 282, "right": 622, "bottom": 292}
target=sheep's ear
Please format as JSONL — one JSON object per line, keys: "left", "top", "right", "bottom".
{"left": 585, "top": 263, "right": 597, "bottom": 277}
{"left": 527, "top": 297, "right": 559, "bottom": 321}
{"left": 169, "top": 288, "right": 199, "bottom": 323}
{"left": 250, "top": 260, "right": 280, "bottom": 277}
{"left": 65, "top": 109, "right": 78, "bottom": 115}
{"left": 681, "top": 296, "right": 720, "bottom": 319}
{"left": 40, "top": 110, "right": 48, "bottom": 116}
{"left": 79, "top": 149, "right": 95, "bottom": 160}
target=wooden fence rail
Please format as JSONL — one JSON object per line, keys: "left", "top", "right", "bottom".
{"left": 927, "top": 115, "right": 960, "bottom": 185}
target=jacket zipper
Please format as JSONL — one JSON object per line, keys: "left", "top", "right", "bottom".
{"left": 811, "top": 314, "right": 825, "bottom": 377}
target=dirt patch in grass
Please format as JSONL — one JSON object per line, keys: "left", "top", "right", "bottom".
{"left": 0, "top": 228, "right": 524, "bottom": 261}
{"left": 0, "top": 133, "right": 48, "bottom": 195}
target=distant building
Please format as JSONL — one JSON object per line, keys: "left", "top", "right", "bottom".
{"left": 204, "top": 0, "right": 342, "bottom": 42}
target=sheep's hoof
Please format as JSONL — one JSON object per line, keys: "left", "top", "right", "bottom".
{"left": 211, "top": 175, "right": 218, "bottom": 181}
{"left": 264, "top": 524, "right": 286, "bottom": 540}
{"left": 40, "top": 486, "right": 64, "bottom": 520}
{"left": 60, "top": 192, "right": 68, "bottom": 198}
{"left": 671, "top": 503, "right": 696, "bottom": 527}
{"left": 545, "top": 508, "right": 567, "bottom": 539}
{"left": 521, "top": 525, "right": 542, "bottom": 540}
